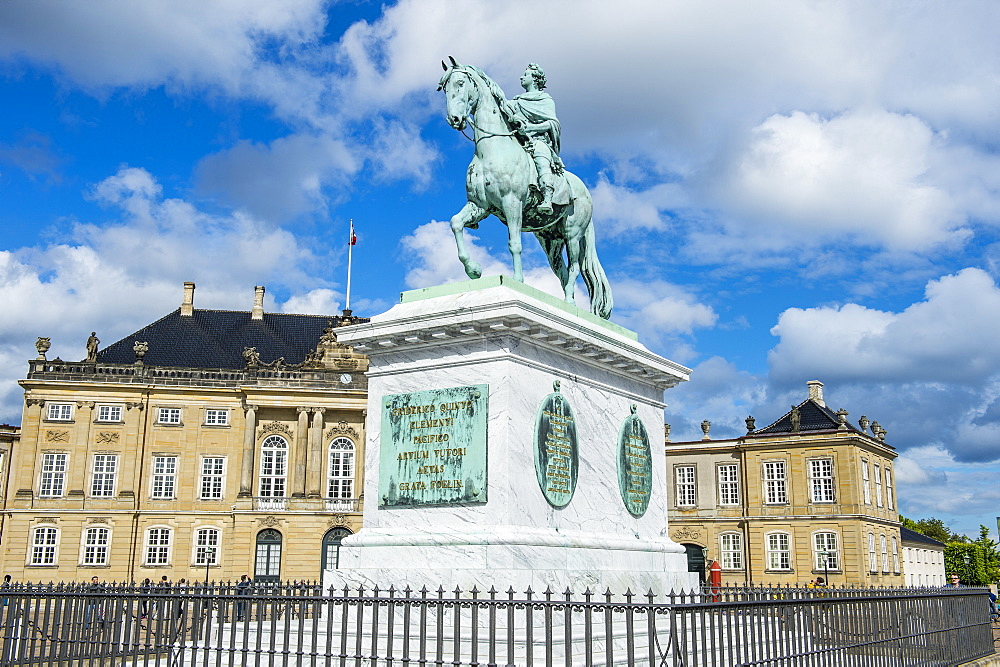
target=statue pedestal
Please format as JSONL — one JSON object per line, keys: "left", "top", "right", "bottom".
{"left": 326, "top": 276, "right": 695, "bottom": 595}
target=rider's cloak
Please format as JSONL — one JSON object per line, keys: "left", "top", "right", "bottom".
{"left": 511, "top": 91, "right": 561, "bottom": 154}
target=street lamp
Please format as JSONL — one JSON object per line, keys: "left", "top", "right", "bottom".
{"left": 205, "top": 547, "right": 216, "bottom": 585}
{"left": 963, "top": 552, "right": 971, "bottom": 584}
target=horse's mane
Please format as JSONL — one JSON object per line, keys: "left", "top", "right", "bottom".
{"left": 447, "top": 65, "right": 522, "bottom": 129}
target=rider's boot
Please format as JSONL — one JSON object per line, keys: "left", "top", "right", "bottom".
{"left": 537, "top": 173, "right": 555, "bottom": 215}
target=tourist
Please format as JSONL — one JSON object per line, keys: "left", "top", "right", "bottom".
{"left": 944, "top": 573, "right": 962, "bottom": 587}
{"left": 85, "top": 576, "right": 104, "bottom": 628}
{"left": 235, "top": 574, "right": 252, "bottom": 621}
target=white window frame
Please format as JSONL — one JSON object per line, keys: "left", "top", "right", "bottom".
{"left": 884, "top": 469, "right": 894, "bottom": 510}
{"left": 90, "top": 454, "right": 118, "bottom": 497}
{"left": 259, "top": 435, "right": 288, "bottom": 498}
{"left": 151, "top": 456, "right": 177, "bottom": 499}
{"left": 873, "top": 464, "right": 884, "bottom": 508}
{"left": 30, "top": 526, "right": 59, "bottom": 565}
{"left": 861, "top": 460, "right": 872, "bottom": 505}
{"left": 880, "top": 534, "right": 889, "bottom": 572}
{"left": 766, "top": 532, "right": 791, "bottom": 571}
{"left": 717, "top": 464, "right": 740, "bottom": 506}
{"left": 144, "top": 527, "right": 172, "bottom": 566}
{"left": 763, "top": 461, "right": 788, "bottom": 504}
{"left": 199, "top": 457, "right": 226, "bottom": 500}
{"left": 39, "top": 453, "right": 67, "bottom": 497}
{"left": 82, "top": 526, "right": 110, "bottom": 566}
{"left": 46, "top": 403, "right": 73, "bottom": 421}
{"left": 194, "top": 527, "right": 220, "bottom": 566}
{"left": 96, "top": 404, "right": 123, "bottom": 422}
{"left": 719, "top": 532, "right": 743, "bottom": 570}
{"left": 327, "top": 438, "right": 356, "bottom": 500}
{"left": 157, "top": 407, "right": 181, "bottom": 425}
{"left": 813, "top": 532, "right": 839, "bottom": 571}
{"left": 808, "top": 458, "right": 835, "bottom": 503}
{"left": 868, "top": 532, "right": 877, "bottom": 573}
{"left": 674, "top": 465, "right": 696, "bottom": 507}
{"left": 204, "top": 409, "right": 229, "bottom": 426}
{"left": 892, "top": 537, "right": 900, "bottom": 573}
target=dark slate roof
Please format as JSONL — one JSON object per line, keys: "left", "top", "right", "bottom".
{"left": 96, "top": 309, "right": 352, "bottom": 369}
{"left": 754, "top": 399, "right": 863, "bottom": 436}
{"left": 900, "top": 526, "right": 947, "bottom": 548}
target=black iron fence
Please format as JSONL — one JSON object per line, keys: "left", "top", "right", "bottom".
{"left": 0, "top": 581, "right": 992, "bottom": 666}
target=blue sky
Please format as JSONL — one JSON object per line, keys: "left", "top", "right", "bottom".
{"left": 2, "top": 0, "right": 1000, "bottom": 536}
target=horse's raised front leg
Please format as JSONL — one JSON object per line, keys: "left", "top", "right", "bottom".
{"left": 451, "top": 201, "right": 489, "bottom": 279}
{"left": 500, "top": 194, "right": 524, "bottom": 282}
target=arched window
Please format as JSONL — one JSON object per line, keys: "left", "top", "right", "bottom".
{"left": 681, "top": 543, "right": 707, "bottom": 579}
{"left": 82, "top": 526, "right": 110, "bottom": 566}
{"left": 30, "top": 526, "right": 59, "bottom": 565}
{"left": 255, "top": 529, "right": 282, "bottom": 582}
{"left": 891, "top": 537, "right": 900, "bottom": 573}
{"left": 880, "top": 535, "right": 889, "bottom": 572}
{"left": 145, "top": 527, "right": 172, "bottom": 566}
{"left": 765, "top": 532, "right": 790, "bottom": 571}
{"left": 321, "top": 527, "right": 353, "bottom": 576}
{"left": 327, "top": 438, "right": 355, "bottom": 500}
{"left": 194, "top": 528, "right": 220, "bottom": 566}
{"left": 259, "top": 435, "right": 288, "bottom": 498}
{"left": 868, "top": 533, "right": 877, "bottom": 573}
{"left": 813, "top": 532, "right": 839, "bottom": 571}
{"left": 719, "top": 532, "right": 743, "bottom": 570}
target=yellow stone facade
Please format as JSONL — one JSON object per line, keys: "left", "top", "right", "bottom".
{"left": 666, "top": 382, "right": 903, "bottom": 586}
{"left": 0, "top": 288, "right": 369, "bottom": 584}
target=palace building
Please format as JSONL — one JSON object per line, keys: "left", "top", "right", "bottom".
{"left": 0, "top": 283, "right": 369, "bottom": 583}
{"left": 665, "top": 381, "right": 903, "bottom": 586}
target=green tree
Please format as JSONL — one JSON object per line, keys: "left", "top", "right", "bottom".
{"left": 943, "top": 525, "right": 1000, "bottom": 585}
{"left": 898, "top": 515, "right": 967, "bottom": 543}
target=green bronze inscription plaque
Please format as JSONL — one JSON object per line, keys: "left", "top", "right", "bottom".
{"left": 617, "top": 405, "right": 652, "bottom": 517}
{"left": 533, "top": 381, "right": 578, "bottom": 507}
{"left": 379, "top": 384, "right": 488, "bottom": 508}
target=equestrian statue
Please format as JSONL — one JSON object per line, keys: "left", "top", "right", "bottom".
{"left": 437, "top": 57, "right": 613, "bottom": 319}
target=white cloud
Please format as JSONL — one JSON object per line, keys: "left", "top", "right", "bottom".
{"left": 590, "top": 175, "right": 687, "bottom": 234}
{"left": 0, "top": 0, "right": 327, "bottom": 93}
{"left": 281, "top": 288, "right": 342, "bottom": 316}
{"left": 712, "top": 109, "right": 968, "bottom": 252}
{"left": 613, "top": 278, "right": 717, "bottom": 354}
{"left": 195, "top": 134, "right": 358, "bottom": 223}
{"left": 769, "top": 268, "right": 1000, "bottom": 384}
{"left": 665, "top": 356, "right": 766, "bottom": 442}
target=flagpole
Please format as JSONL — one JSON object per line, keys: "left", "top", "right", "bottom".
{"left": 346, "top": 219, "right": 354, "bottom": 311}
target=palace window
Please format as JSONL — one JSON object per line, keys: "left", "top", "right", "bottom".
{"left": 892, "top": 537, "right": 900, "bottom": 573}
{"left": 717, "top": 464, "right": 740, "bottom": 506}
{"left": 96, "top": 404, "right": 122, "bottom": 422}
{"left": 82, "top": 527, "right": 110, "bottom": 566}
{"left": 151, "top": 456, "right": 177, "bottom": 499}
{"left": 327, "top": 438, "right": 355, "bottom": 499}
{"left": 766, "top": 532, "right": 791, "bottom": 570}
{"left": 91, "top": 454, "right": 118, "bottom": 497}
{"left": 884, "top": 469, "right": 894, "bottom": 510}
{"left": 145, "top": 527, "right": 171, "bottom": 566}
{"left": 868, "top": 532, "right": 877, "bottom": 572}
{"left": 205, "top": 409, "right": 229, "bottom": 426}
{"left": 39, "top": 453, "right": 67, "bottom": 497}
{"left": 157, "top": 408, "right": 181, "bottom": 424}
{"left": 194, "top": 528, "right": 220, "bottom": 566}
{"left": 674, "top": 466, "right": 696, "bottom": 506}
{"left": 873, "top": 464, "right": 884, "bottom": 507}
{"left": 259, "top": 435, "right": 288, "bottom": 498}
{"left": 254, "top": 529, "right": 282, "bottom": 582}
{"left": 46, "top": 403, "right": 73, "bottom": 421}
{"left": 880, "top": 535, "right": 889, "bottom": 572}
{"left": 861, "top": 460, "right": 872, "bottom": 504}
{"left": 199, "top": 457, "right": 225, "bottom": 500}
{"left": 719, "top": 533, "right": 743, "bottom": 570}
{"left": 808, "top": 458, "right": 835, "bottom": 503}
{"left": 763, "top": 461, "right": 788, "bottom": 504}
{"left": 813, "top": 532, "right": 839, "bottom": 571}
{"left": 30, "top": 526, "right": 59, "bottom": 565}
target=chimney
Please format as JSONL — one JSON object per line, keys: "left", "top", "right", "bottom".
{"left": 180, "top": 282, "right": 195, "bottom": 317}
{"left": 252, "top": 285, "right": 265, "bottom": 320}
{"left": 807, "top": 380, "right": 825, "bottom": 407}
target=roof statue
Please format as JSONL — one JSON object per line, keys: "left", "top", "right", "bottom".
{"left": 438, "top": 57, "right": 613, "bottom": 319}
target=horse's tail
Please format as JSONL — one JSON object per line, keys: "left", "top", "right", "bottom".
{"left": 580, "top": 223, "right": 613, "bottom": 319}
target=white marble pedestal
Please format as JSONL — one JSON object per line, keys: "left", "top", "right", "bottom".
{"left": 325, "top": 276, "right": 696, "bottom": 595}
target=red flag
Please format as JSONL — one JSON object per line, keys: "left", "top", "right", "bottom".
{"left": 349, "top": 221, "right": 357, "bottom": 246}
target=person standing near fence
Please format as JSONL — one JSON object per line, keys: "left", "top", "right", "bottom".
{"left": 85, "top": 576, "right": 104, "bottom": 629}
{"left": 235, "top": 574, "right": 252, "bottom": 621}
{"left": 139, "top": 578, "right": 152, "bottom": 619}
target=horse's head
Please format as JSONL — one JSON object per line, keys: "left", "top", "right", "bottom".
{"left": 438, "top": 57, "right": 479, "bottom": 131}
